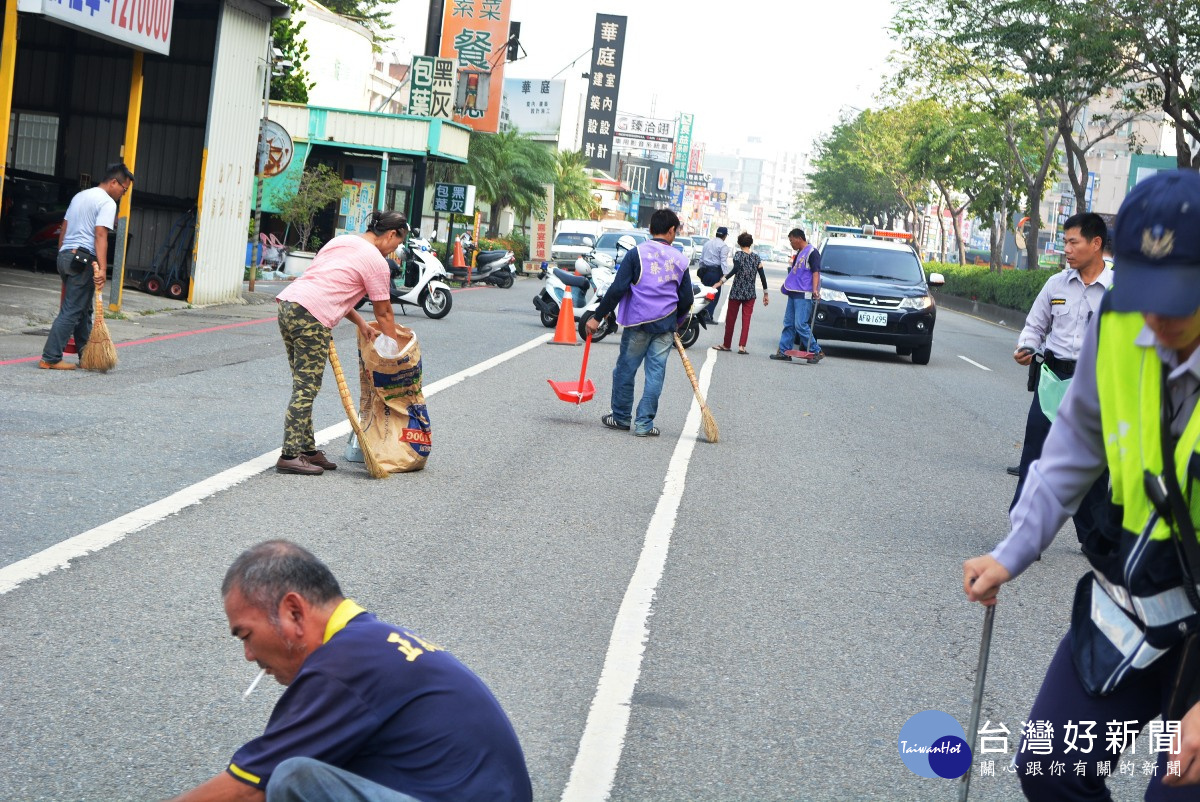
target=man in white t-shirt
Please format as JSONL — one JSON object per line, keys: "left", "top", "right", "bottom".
{"left": 40, "top": 163, "right": 134, "bottom": 370}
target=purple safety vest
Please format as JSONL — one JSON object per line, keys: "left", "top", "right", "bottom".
{"left": 781, "top": 244, "right": 815, "bottom": 294}
{"left": 617, "top": 240, "right": 689, "bottom": 327}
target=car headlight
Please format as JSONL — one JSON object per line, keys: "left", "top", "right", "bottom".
{"left": 899, "top": 295, "right": 933, "bottom": 310}
{"left": 819, "top": 287, "right": 848, "bottom": 303}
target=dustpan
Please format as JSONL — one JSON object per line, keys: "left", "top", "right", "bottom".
{"left": 549, "top": 332, "right": 595, "bottom": 403}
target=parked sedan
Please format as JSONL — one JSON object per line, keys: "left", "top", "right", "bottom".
{"left": 593, "top": 229, "right": 649, "bottom": 264}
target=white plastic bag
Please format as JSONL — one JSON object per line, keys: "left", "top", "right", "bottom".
{"left": 374, "top": 333, "right": 400, "bottom": 358}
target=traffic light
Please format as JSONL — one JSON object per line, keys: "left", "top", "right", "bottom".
{"left": 507, "top": 21, "right": 521, "bottom": 62}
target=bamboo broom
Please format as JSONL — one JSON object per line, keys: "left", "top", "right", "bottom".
{"left": 328, "top": 341, "right": 389, "bottom": 479}
{"left": 80, "top": 285, "right": 117, "bottom": 372}
{"left": 673, "top": 333, "right": 719, "bottom": 443}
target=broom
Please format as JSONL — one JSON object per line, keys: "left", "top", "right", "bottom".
{"left": 80, "top": 284, "right": 118, "bottom": 372}
{"left": 673, "top": 333, "right": 719, "bottom": 443}
{"left": 327, "top": 341, "right": 389, "bottom": 479}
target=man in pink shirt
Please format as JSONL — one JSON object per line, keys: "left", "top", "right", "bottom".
{"left": 273, "top": 210, "right": 406, "bottom": 475}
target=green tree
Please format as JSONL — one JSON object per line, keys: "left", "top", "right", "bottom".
{"left": 321, "top": 0, "right": 393, "bottom": 44}
{"left": 269, "top": 0, "right": 313, "bottom": 104}
{"left": 554, "top": 150, "right": 600, "bottom": 225}
{"left": 808, "top": 112, "right": 907, "bottom": 228}
{"left": 1100, "top": 0, "right": 1200, "bottom": 167}
{"left": 462, "top": 129, "right": 556, "bottom": 237}
{"left": 274, "top": 164, "right": 344, "bottom": 251}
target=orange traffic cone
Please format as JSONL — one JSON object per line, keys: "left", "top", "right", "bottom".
{"left": 452, "top": 238, "right": 466, "bottom": 268}
{"left": 552, "top": 291, "right": 578, "bottom": 345}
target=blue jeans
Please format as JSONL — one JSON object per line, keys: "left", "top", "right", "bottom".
{"left": 42, "top": 250, "right": 96, "bottom": 363}
{"left": 610, "top": 326, "right": 672, "bottom": 434}
{"left": 266, "top": 757, "right": 421, "bottom": 802}
{"left": 778, "top": 294, "right": 821, "bottom": 355}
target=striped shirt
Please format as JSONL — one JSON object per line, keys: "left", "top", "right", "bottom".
{"left": 276, "top": 235, "right": 391, "bottom": 328}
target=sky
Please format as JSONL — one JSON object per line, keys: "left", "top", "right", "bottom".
{"left": 388, "top": 0, "right": 901, "bottom": 158}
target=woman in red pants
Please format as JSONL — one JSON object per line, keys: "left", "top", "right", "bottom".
{"left": 711, "top": 232, "right": 769, "bottom": 354}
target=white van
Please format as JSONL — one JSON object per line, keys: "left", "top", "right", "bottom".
{"left": 555, "top": 219, "right": 603, "bottom": 239}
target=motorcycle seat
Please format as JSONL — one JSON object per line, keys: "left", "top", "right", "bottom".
{"left": 553, "top": 268, "right": 590, "bottom": 289}
{"left": 477, "top": 249, "right": 509, "bottom": 261}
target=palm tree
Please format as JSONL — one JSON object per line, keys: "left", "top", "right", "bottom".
{"left": 462, "top": 129, "right": 555, "bottom": 237}
{"left": 554, "top": 150, "right": 600, "bottom": 225}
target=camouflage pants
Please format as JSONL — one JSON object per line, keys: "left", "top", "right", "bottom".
{"left": 278, "top": 301, "right": 332, "bottom": 456}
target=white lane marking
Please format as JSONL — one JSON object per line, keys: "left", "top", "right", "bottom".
{"left": 0, "top": 333, "right": 552, "bottom": 596}
{"left": 561, "top": 348, "right": 716, "bottom": 802}
{"left": 958, "top": 355, "right": 992, "bottom": 371}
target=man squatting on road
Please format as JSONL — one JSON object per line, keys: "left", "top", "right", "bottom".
{"left": 272, "top": 211, "right": 405, "bottom": 476}
{"left": 965, "top": 169, "right": 1200, "bottom": 799}
{"left": 1010, "top": 212, "right": 1113, "bottom": 550}
{"left": 168, "top": 540, "right": 532, "bottom": 802}
{"left": 587, "top": 208, "right": 694, "bottom": 438}
{"left": 40, "top": 163, "right": 134, "bottom": 370}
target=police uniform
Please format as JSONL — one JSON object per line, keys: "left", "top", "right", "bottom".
{"left": 985, "top": 170, "right": 1200, "bottom": 800}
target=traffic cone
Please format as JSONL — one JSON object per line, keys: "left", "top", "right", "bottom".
{"left": 452, "top": 238, "right": 466, "bottom": 268}
{"left": 552, "top": 291, "right": 578, "bottom": 345}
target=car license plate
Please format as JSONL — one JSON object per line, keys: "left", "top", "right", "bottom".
{"left": 857, "top": 311, "right": 888, "bottom": 326}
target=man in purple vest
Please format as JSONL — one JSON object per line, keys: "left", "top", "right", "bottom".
{"left": 771, "top": 228, "right": 825, "bottom": 363}
{"left": 586, "top": 209, "right": 695, "bottom": 437}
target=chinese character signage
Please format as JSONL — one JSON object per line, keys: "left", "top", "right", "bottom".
{"left": 430, "top": 57, "right": 456, "bottom": 119}
{"left": 17, "top": 0, "right": 176, "bottom": 55}
{"left": 502, "top": 78, "right": 565, "bottom": 136}
{"left": 581, "top": 14, "right": 627, "bottom": 171}
{"left": 439, "top": 0, "right": 512, "bottom": 132}
{"left": 612, "top": 112, "right": 675, "bottom": 162}
{"left": 431, "top": 183, "right": 477, "bottom": 216}
{"left": 409, "top": 56, "right": 456, "bottom": 119}
{"left": 671, "top": 113, "right": 694, "bottom": 203}
{"left": 532, "top": 183, "right": 554, "bottom": 262}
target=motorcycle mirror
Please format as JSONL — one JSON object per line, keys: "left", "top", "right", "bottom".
{"left": 410, "top": 228, "right": 421, "bottom": 239}
{"left": 429, "top": 230, "right": 437, "bottom": 242}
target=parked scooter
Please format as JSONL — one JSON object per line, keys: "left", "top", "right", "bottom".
{"left": 355, "top": 230, "right": 453, "bottom": 319}
{"left": 448, "top": 233, "right": 517, "bottom": 288}
{"left": 533, "top": 249, "right": 615, "bottom": 331}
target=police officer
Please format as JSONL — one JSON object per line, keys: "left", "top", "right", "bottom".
{"left": 965, "top": 170, "right": 1200, "bottom": 798}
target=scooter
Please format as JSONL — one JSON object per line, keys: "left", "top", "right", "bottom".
{"left": 448, "top": 233, "right": 516, "bottom": 288}
{"left": 534, "top": 252, "right": 714, "bottom": 349}
{"left": 533, "top": 250, "right": 615, "bottom": 330}
{"left": 355, "top": 230, "right": 453, "bottom": 319}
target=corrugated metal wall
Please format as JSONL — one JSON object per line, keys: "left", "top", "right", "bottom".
{"left": 191, "top": 0, "right": 270, "bottom": 305}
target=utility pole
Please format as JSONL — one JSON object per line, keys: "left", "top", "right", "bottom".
{"left": 410, "top": 0, "right": 445, "bottom": 235}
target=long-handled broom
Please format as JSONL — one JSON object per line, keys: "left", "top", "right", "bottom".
{"left": 673, "top": 333, "right": 719, "bottom": 443}
{"left": 327, "top": 341, "right": 389, "bottom": 479}
{"left": 80, "top": 283, "right": 117, "bottom": 372}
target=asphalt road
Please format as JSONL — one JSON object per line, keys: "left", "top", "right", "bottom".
{"left": 0, "top": 269, "right": 1154, "bottom": 800}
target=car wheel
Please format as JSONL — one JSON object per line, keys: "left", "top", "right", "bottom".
{"left": 421, "top": 287, "right": 453, "bottom": 319}
{"left": 912, "top": 343, "right": 932, "bottom": 365}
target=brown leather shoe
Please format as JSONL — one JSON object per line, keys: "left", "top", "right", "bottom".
{"left": 276, "top": 455, "right": 324, "bottom": 475}
{"left": 38, "top": 360, "right": 76, "bottom": 370}
{"left": 303, "top": 450, "right": 337, "bottom": 470}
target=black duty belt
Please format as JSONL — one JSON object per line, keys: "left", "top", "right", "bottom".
{"left": 1044, "top": 351, "right": 1077, "bottom": 378}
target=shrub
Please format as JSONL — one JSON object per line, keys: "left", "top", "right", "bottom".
{"left": 927, "top": 262, "right": 1060, "bottom": 312}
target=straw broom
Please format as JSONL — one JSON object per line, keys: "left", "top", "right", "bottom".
{"left": 80, "top": 285, "right": 117, "bottom": 372}
{"left": 327, "top": 341, "right": 389, "bottom": 479}
{"left": 673, "top": 333, "right": 719, "bottom": 443}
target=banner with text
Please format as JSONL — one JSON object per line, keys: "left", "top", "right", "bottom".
{"left": 17, "top": 0, "right": 175, "bottom": 54}
{"left": 671, "top": 112, "right": 694, "bottom": 208}
{"left": 438, "top": 0, "right": 512, "bottom": 132}
{"left": 503, "top": 78, "right": 565, "bottom": 136}
{"left": 580, "top": 14, "right": 627, "bottom": 170}
{"left": 612, "top": 111, "right": 675, "bottom": 162}
{"left": 409, "top": 56, "right": 457, "bottom": 119}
